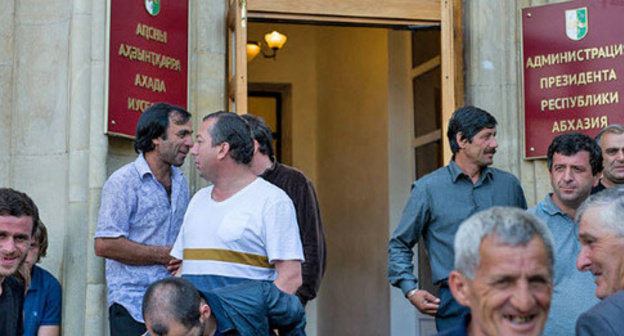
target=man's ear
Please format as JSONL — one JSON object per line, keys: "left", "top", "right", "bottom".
{"left": 216, "top": 142, "right": 229, "bottom": 160}
{"left": 253, "top": 139, "right": 260, "bottom": 154}
{"left": 199, "top": 303, "right": 212, "bottom": 322}
{"left": 449, "top": 270, "right": 471, "bottom": 307}
{"left": 456, "top": 132, "right": 467, "bottom": 150}
{"left": 592, "top": 172, "right": 600, "bottom": 187}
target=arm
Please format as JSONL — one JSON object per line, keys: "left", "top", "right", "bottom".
{"left": 263, "top": 283, "right": 306, "bottom": 336}
{"left": 293, "top": 181, "right": 326, "bottom": 304}
{"left": 94, "top": 237, "right": 173, "bottom": 266}
{"left": 273, "top": 260, "right": 302, "bottom": 294}
{"left": 388, "top": 182, "right": 427, "bottom": 294}
{"left": 388, "top": 182, "right": 439, "bottom": 315}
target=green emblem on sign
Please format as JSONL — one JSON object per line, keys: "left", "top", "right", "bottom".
{"left": 145, "top": 0, "right": 161, "bottom": 16}
{"left": 565, "top": 7, "right": 588, "bottom": 41}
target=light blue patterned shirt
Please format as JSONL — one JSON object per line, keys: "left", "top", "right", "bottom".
{"left": 528, "top": 194, "right": 599, "bottom": 336}
{"left": 95, "top": 154, "right": 189, "bottom": 323}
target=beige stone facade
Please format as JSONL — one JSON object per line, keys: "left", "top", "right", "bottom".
{"left": 0, "top": 0, "right": 571, "bottom": 335}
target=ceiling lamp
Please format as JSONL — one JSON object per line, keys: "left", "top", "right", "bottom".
{"left": 247, "top": 30, "right": 287, "bottom": 62}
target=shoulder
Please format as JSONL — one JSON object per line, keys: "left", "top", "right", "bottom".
{"left": 577, "top": 291, "right": 624, "bottom": 333}
{"left": 35, "top": 266, "right": 62, "bottom": 291}
{"left": 255, "top": 178, "right": 292, "bottom": 199}
{"left": 413, "top": 165, "right": 451, "bottom": 187}
{"left": 104, "top": 161, "right": 140, "bottom": 188}
{"left": 587, "top": 291, "right": 624, "bottom": 314}
{"left": 488, "top": 167, "right": 522, "bottom": 184}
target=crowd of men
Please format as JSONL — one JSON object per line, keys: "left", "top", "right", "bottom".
{"left": 2, "top": 102, "right": 624, "bottom": 335}
{"left": 389, "top": 106, "right": 624, "bottom": 335}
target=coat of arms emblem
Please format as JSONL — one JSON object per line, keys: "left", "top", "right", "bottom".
{"left": 565, "top": 7, "right": 588, "bottom": 41}
{"left": 145, "top": 0, "right": 161, "bottom": 16}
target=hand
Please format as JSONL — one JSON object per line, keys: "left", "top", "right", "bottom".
{"left": 408, "top": 289, "right": 440, "bottom": 316}
{"left": 167, "top": 258, "right": 182, "bottom": 275}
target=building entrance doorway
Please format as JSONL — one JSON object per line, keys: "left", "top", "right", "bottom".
{"left": 247, "top": 19, "right": 449, "bottom": 335}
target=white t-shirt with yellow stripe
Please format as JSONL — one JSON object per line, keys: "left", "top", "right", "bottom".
{"left": 171, "top": 177, "right": 304, "bottom": 281}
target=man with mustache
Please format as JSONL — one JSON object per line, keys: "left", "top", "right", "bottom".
{"left": 592, "top": 124, "right": 624, "bottom": 194}
{"left": 388, "top": 106, "right": 527, "bottom": 332}
{"left": 94, "top": 103, "right": 194, "bottom": 336}
{"left": 575, "top": 186, "right": 624, "bottom": 335}
{"left": 0, "top": 188, "right": 39, "bottom": 336}
{"left": 528, "top": 132, "right": 601, "bottom": 336}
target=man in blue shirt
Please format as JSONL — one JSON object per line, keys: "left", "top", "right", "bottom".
{"left": 388, "top": 106, "right": 527, "bottom": 332}
{"left": 142, "top": 277, "right": 306, "bottom": 336}
{"left": 94, "top": 103, "right": 193, "bottom": 335}
{"left": 528, "top": 132, "right": 601, "bottom": 336}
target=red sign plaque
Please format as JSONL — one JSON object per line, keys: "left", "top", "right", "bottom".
{"left": 522, "top": 0, "right": 624, "bottom": 158}
{"left": 106, "top": 0, "right": 188, "bottom": 137}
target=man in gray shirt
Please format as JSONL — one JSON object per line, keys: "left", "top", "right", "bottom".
{"left": 388, "top": 106, "right": 527, "bottom": 332}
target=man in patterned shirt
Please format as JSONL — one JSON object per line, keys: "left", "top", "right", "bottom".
{"left": 94, "top": 103, "right": 193, "bottom": 336}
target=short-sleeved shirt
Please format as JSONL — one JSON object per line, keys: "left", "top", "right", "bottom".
{"left": 171, "top": 178, "right": 304, "bottom": 292}
{"left": 388, "top": 160, "right": 527, "bottom": 294}
{"left": 528, "top": 194, "right": 599, "bottom": 336}
{"left": 23, "top": 265, "right": 62, "bottom": 336}
{"left": 95, "top": 153, "right": 190, "bottom": 323}
{"left": 0, "top": 276, "right": 25, "bottom": 336}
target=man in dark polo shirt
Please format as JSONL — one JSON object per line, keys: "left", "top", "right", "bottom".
{"left": 0, "top": 188, "right": 40, "bottom": 336}
{"left": 242, "top": 114, "right": 326, "bottom": 305}
{"left": 388, "top": 106, "right": 527, "bottom": 332}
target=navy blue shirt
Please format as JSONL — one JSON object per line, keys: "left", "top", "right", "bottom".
{"left": 388, "top": 160, "right": 527, "bottom": 294}
{"left": 23, "top": 265, "right": 62, "bottom": 336}
{"left": 202, "top": 281, "right": 306, "bottom": 336}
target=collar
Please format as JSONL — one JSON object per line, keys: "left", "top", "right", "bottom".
{"left": 448, "top": 160, "right": 493, "bottom": 184}
{"left": 135, "top": 153, "right": 181, "bottom": 180}
{"left": 539, "top": 193, "right": 566, "bottom": 216}
{"left": 202, "top": 291, "right": 236, "bottom": 334}
{"left": 26, "top": 265, "right": 43, "bottom": 293}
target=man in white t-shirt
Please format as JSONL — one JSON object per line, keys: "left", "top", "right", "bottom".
{"left": 171, "top": 111, "right": 304, "bottom": 295}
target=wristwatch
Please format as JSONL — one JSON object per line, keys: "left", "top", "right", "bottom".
{"left": 406, "top": 288, "right": 418, "bottom": 298}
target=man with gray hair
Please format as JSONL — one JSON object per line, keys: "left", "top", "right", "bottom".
{"left": 575, "top": 186, "right": 624, "bottom": 335}
{"left": 593, "top": 124, "right": 624, "bottom": 193}
{"left": 439, "top": 207, "right": 554, "bottom": 336}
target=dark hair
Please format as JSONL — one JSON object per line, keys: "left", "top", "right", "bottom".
{"left": 134, "top": 103, "right": 191, "bottom": 153}
{"left": 447, "top": 106, "right": 498, "bottom": 154}
{"left": 32, "top": 220, "right": 49, "bottom": 263}
{"left": 547, "top": 132, "right": 603, "bottom": 175}
{"left": 203, "top": 111, "right": 254, "bottom": 164}
{"left": 142, "top": 277, "right": 201, "bottom": 333}
{"left": 0, "top": 188, "right": 39, "bottom": 235}
{"left": 240, "top": 114, "right": 274, "bottom": 157}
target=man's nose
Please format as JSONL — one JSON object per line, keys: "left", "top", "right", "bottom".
{"left": 490, "top": 136, "right": 498, "bottom": 149}
{"left": 190, "top": 142, "right": 199, "bottom": 156}
{"left": 511, "top": 281, "right": 537, "bottom": 312}
{"left": 576, "top": 246, "right": 591, "bottom": 271}
{"left": 0, "top": 238, "right": 17, "bottom": 255}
